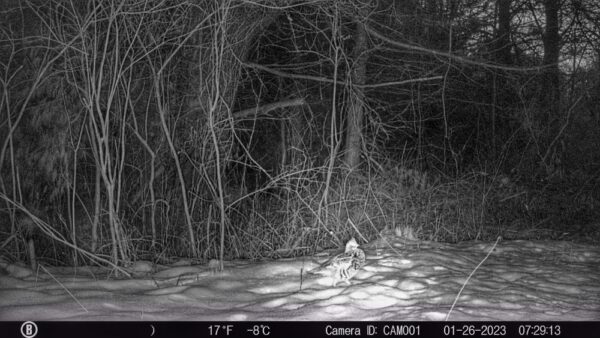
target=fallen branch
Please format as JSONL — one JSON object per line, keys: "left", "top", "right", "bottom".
{"left": 233, "top": 97, "right": 307, "bottom": 120}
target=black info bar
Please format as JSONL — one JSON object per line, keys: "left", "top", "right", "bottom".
{"left": 1, "top": 321, "right": 597, "bottom": 338}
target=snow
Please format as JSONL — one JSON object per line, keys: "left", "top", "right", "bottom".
{"left": 0, "top": 235, "right": 599, "bottom": 321}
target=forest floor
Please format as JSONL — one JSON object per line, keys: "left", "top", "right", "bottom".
{"left": 0, "top": 234, "right": 598, "bottom": 321}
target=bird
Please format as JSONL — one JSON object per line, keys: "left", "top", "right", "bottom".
{"left": 312, "top": 237, "right": 366, "bottom": 287}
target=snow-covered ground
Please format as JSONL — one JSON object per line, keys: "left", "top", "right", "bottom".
{"left": 0, "top": 235, "right": 599, "bottom": 321}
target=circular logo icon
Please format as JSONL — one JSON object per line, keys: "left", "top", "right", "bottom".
{"left": 20, "top": 321, "right": 38, "bottom": 338}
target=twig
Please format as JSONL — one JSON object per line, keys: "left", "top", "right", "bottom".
{"left": 445, "top": 236, "right": 502, "bottom": 321}
{"left": 39, "top": 265, "right": 88, "bottom": 313}
{"left": 244, "top": 62, "right": 441, "bottom": 88}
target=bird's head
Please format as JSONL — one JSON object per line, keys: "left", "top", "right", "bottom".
{"left": 344, "top": 238, "right": 359, "bottom": 253}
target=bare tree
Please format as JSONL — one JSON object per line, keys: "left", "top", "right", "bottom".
{"left": 344, "top": 5, "right": 370, "bottom": 170}
{"left": 496, "top": 0, "right": 513, "bottom": 64}
{"left": 541, "top": 0, "right": 560, "bottom": 122}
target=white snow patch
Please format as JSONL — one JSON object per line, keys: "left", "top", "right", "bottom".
{"left": 229, "top": 313, "right": 248, "bottom": 320}
{"left": 1, "top": 237, "right": 598, "bottom": 320}
{"left": 361, "top": 294, "right": 398, "bottom": 309}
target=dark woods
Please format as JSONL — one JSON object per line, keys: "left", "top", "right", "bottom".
{"left": 0, "top": 0, "right": 598, "bottom": 271}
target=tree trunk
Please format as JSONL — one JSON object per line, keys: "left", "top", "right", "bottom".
{"left": 496, "top": 0, "right": 512, "bottom": 64}
{"left": 344, "top": 18, "right": 368, "bottom": 169}
{"left": 538, "top": 0, "right": 561, "bottom": 174}
{"left": 541, "top": 0, "right": 560, "bottom": 124}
